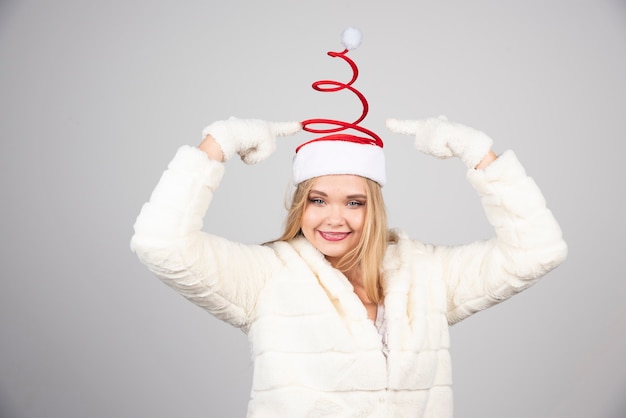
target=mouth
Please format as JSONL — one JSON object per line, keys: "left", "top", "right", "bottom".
{"left": 318, "top": 231, "right": 350, "bottom": 241}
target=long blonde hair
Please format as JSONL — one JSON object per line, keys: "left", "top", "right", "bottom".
{"left": 277, "top": 176, "right": 389, "bottom": 304}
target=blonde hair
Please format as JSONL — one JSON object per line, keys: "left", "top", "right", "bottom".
{"left": 277, "top": 177, "right": 389, "bottom": 304}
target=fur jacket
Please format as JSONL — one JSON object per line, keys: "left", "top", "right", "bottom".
{"left": 131, "top": 146, "right": 567, "bottom": 418}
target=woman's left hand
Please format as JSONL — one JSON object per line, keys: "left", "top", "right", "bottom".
{"left": 386, "top": 116, "right": 494, "bottom": 169}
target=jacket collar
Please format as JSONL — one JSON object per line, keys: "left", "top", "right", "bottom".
{"left": 288, "top": 231, "right": 415, "bottom": 313}
{"left": 288, "top": 236, "right": 368, "bottom": 320}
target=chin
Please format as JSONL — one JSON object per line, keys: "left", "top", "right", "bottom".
{"left": 318, "top": 243, "right": 353, "bottom": 260}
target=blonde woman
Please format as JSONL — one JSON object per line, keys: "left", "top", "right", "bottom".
{"left": 131, "top": 29, "right": 567, "bottom": 418}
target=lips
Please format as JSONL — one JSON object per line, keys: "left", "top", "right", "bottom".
{"left": 318, "top": 231, "right": 350, "bottom": 241}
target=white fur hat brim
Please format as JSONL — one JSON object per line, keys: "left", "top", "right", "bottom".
{"left": 293, "top": 140, "right": 386, "bottom": 186}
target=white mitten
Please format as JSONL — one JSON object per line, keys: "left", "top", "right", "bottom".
{"left": 202, "top": 117, "right": 302, "bottom": 164}
{"left": 385, "top": 116, "right": 493, "bottom": 168}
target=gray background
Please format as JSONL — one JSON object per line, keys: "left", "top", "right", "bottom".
{"left": 1, "top": 0, "right": 625, "bottom": 417}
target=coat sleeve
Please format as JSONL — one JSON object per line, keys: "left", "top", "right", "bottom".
{"left": 438, "top": 150, "right": 568, "bottom": 325}
{"left": 130, "top": 145, "right": 282, "bottom": 330}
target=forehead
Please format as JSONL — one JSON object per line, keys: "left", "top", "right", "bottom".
{"left": 310, "top": 174, "right": 367, "bottom": 193}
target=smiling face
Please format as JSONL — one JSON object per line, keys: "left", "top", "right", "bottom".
{"left": 301, "top": 175, "right": 368, "bottom": 267}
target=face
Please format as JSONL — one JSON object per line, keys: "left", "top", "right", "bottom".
{"left": 301, "top": 175, "right": 367, "bottom": 267}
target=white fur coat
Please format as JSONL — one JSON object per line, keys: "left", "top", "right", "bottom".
{"left": 131, "top": 146, "right": 567, "bottom": 417}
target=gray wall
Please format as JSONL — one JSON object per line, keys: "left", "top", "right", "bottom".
{"left": 1, "top": 1, "right": 625, "bottom": 417}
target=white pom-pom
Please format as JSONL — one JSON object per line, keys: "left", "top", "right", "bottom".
{"left": 341, "top": 27, "right": 362, "bottom": 50}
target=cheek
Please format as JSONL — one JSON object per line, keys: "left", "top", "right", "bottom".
{"left": 349, "top": 211, "right": 366, "bottom": 231}
{"left": 300, "top": 208, "right": 317, "bottom": 232}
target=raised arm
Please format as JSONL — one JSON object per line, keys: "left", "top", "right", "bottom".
{"left": 437, "top": 150, "right": 567, "bottom": 323}
{"left": 130, "top": 118, "right": 301, "bottom": 330}
{"left": 386, "top": 116, "right": 567, "bottom": 324}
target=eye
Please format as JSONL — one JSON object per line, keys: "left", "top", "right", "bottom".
{"left": 308, "top": 198, "right": 325, "bottom": 205}
{"left": 347, "top": 200, "right": 365, "bottom": 207}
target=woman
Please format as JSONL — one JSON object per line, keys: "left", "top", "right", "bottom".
{"left": 131, "top": 29, "right": 567, "bottom": 418}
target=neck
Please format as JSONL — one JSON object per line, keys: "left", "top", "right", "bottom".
{"left": 343, "top": 266, "right": 362, "bottom": 286}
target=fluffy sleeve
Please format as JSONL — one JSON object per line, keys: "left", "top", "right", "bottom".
{"left": 438, "top": 150, "right": 568, "bottom": 325}
{"left": 130, "top": 145, "right": 282, "bottom": 330}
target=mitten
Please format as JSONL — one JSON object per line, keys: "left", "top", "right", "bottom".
{"left": 385, "top": 116, "right": 493, "bottom": 168}
{"left": 202, "top": 117, "right": 302, "bottom": 164}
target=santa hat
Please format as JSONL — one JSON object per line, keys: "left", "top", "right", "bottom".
{"left": 293, "top": 27, "right": 386, "bottom": 186}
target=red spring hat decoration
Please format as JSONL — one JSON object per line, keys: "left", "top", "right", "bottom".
{"left": 293, "top": 27, "right": 386, "bottom": 186}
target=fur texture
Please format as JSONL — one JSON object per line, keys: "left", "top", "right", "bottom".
{"left": 201, "top": 117, "right": 301, "bottom": 164}
{"left": 293, "top": 140, "right": 386, "bottom": 185}
{"left": 342, "top": 27, "right": 362, "bottom": 50}
{"left": 386, "top": 116, "right": 494, "bottom": 169}
{"left": 131, "top": 146, "right": 567, "bottom": 417}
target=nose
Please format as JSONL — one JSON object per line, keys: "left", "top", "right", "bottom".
{"left": 325, "top": 204, "right": 345, "bottom": 226}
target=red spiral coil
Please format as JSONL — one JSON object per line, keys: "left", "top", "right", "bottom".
{"left": 298, "top": 49, "right": 383, "bottom": 152}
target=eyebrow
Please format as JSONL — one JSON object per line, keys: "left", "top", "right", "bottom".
{"left": 309, "top": 190, "right": 367, "bottom": 199}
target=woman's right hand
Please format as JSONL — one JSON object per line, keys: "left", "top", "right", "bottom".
{"left": 200, "top": 117, "right": 302, "bottom": 164}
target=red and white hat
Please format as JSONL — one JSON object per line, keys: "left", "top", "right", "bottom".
{"left": 293, "top": 27, "right": 386, "bottom": 186}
